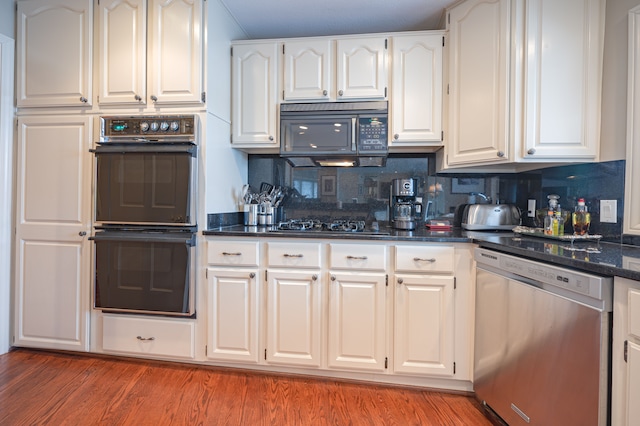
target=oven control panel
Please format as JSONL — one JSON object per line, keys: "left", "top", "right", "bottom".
{"left": 100, "top": 115, "right": 196, "bottom": 141}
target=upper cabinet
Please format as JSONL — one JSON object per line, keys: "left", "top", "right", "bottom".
{"left": 282, "top": 36, "right": 387, "bottom": 102}
{"left": 389, "top": 33, "right": 444, "bottom": 148}
{"left": 625, "top": 6, "right": 640, "bottom": 237}
{"left": 97, "top": 0, "right": 204, "bottom": 106}
{"left": 16, "top": 0, "right": 93, "bottom": 108}
{"left": 231, "top": 42, "right": 279, "bottom": 149}
{"left": 445, "top": 0, "right": 605, "bottom": 169}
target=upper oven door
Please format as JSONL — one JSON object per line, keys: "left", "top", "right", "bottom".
{"left": 93, "top": 144, "right": 197, "bottom": 227}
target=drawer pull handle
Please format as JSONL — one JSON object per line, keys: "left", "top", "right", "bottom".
{"left": 222, "top": 252, "right": 242, "bottom": 256}
{"left": 413, "top": 257, "right": 436, "bottom": 263}
{"left": 346, "top": 255, "right": 368, "bottom": 260}
{"left": 283, "top": 253, "right": 304, "bottom": 258}
{"left": 136, "top": 336, "right": 155, "bottom": 342}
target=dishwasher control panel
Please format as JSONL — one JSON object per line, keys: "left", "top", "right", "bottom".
{"left": 474, "top": 248, "right": 612, "bottom": 310}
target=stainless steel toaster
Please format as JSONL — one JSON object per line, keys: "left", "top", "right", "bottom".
{"left": 461, "top": 204, "right": 521, "bottom": 230}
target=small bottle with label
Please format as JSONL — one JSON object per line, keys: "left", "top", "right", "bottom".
{"left": 572, "top": 198, "right": 591, "bottom": 235}
{"left": 544, "top": 210, "right": 554, "bottom": 235}
{"left": 554, "top": 211, "right": 564, "bottom": 236}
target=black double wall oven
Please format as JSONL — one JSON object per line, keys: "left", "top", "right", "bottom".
{"left": 91, "top": 115, "right": 197, "bottom": 317}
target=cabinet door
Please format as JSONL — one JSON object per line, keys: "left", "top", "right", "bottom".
{"left": 283, "top": 39, "right": 332, "bottom": 101}
{"left": 625, "top": 6, "right": 640, "bottom": 236}
{"left": 231, "top": 43, "right": 279, "bottom": 147}
{"left": 393, "top": 274, "right": 454, "bottom": 376}
{"left": 14, "top": 116, "right": 92, "bottom": 351}
{"left": 521, "top": 0, "right": 602, "bottom": 160}
{"left": 628, "top": 340, "right": 640, "bottom": 425}
{"left": 266, "top": 270, "right": 322, "bottom": 367}
{"left": 148, "top": 0, "right": 203, "bottom": 105}
{"left": 336, "top": 37, "right": 387, "bottom": 100}
{"left": 327, "top": 272, "right": 387, "bottom": 371}
{"left": 16, "top": 0, "right": 92, "bottom": 107}
{"left": 390, "top": 34, "right": 443, "bottom": 146}
{"left": 446, "top": 0, "right": 511, "bottom": 165}
{"left": 207, "top": 268, "right": 259, "bottom": 363}
{"left": 97, "top": 0, "right": 147, "bottom": 105}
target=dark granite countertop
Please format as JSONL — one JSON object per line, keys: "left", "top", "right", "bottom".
{"left": 203, "top": 225, "right": 640, "bottom": 281}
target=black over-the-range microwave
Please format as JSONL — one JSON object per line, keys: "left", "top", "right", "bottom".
{"left": 280, "top": 101, "right": 388, "bottom": 167}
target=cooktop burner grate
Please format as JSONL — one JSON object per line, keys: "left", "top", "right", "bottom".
{"left": 276, "top": 219, "right": 366, "bottom": 232}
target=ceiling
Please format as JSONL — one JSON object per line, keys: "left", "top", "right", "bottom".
{"left": 218, "top": 0, "right": 458, "bottom": 39}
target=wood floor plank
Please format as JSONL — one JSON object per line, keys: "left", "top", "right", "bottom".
{"left": 0, "top": 348, "right": 493, "bottom": 426}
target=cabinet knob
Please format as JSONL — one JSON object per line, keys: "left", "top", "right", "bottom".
{"left": 322, "top": 90, "right": 328, "bottom": 96}
{"left": 331, "top": 275, "right": 336, "bottom": 281}
{"left": 269, "top": 136, "right": 274, "bottom": 141}
{"left": 394, "top": 134, "right": 399, "bottom": 140}
{"left": 249, "top": 272, "right": 256, "bottom": 279}
{"left": 312, "top": 274, "right": 318, "bottom": 281}
{"left": 79, "top": 96, "right": 88, "bottom": 103}
{"left": 497, "top": 151, "right": 505, "bottom": 158}
{"left": 150, "top": 95, "right": 158, "bottom": 102}
{"left": 338, "top": 90, "right": 344, "bottom": 96}
{"left": 527, "top": 148, "right": 536, "bottom": 155}
{"left": 397, "top": 278, "right": 404, "bottom": 285}
{"left": 134, "top": 94, "right": 142, "bottom": 101}
{"left": 78, "top": 231, "right": 87, "bottom": 237}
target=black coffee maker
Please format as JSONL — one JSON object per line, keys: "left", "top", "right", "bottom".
{"left": 390, "top": 178, "right": 422, "bottom": 230}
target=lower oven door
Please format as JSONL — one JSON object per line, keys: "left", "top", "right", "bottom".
{"left": 92, "top": 230, "right": 196, "bottom": 317}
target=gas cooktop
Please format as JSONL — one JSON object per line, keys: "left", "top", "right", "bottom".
{"left": 272, "top": 219, "right": 389, "bottom": 235}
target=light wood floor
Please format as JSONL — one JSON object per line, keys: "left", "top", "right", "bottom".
{"left": 0, "top": 348, "right": 494, "bottom": 425}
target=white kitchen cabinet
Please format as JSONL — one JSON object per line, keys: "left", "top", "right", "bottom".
{"left": 102, "top": 314, "right": 195, "bottom": 359}
{"left": 16, "top": 0, "right": 93, "bottom": 107}
{"left": 282, "top": 39, "right": 332, "bottom": 101}
{"left": 13, "top": 115, "right": 92, "bottom": 352}
{"left": 282, "top": 36, "right": 387, "bottom": 102}
{"left": 265, "top": 269, "right": 323, "bottom": 367}
{"left": 231, "top": 41, "right": 279, "bottom": 149}
{"left": 390, "top": 33, "right": 444, "bottom": 148}
{"left": 206, "top": 240, "right": 260, "bottom": 364}
{"left": 625, "top": 6, "right": 640, "bottom": 236}
{"left": 393, "top": 244, "right": 456, "bottom": 376}
{"left": 445, "top": 0, "right": 604, "bottom": 169}
{"left": 612, "top": 277, "right": 640, "bottom": 426}
{"left": 97, "top": 0, "right": 204, "bottom": 106}
{"left": 327, "top": 243, "right": 388, "bottom": 372}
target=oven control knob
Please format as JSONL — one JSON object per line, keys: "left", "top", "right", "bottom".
{"left": 150, "top": 121, "right": 160, "bottom": 132}
{"left": 160, "top": 121, "right": 170, "bottom": 131}
{"left": 140, "top": 121, "right": 150, "bottom": 132}
{"left": 170, "top": 121, "right": 180, "bottom": 132}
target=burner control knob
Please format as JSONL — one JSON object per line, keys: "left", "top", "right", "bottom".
{"left": 160, "top": 121, "right": 170, "bottom": 131}
{"left": 140, "top": 121, "right": 150, "bottom": 132}
{"left": 150, "top": 121, "right": 160, "bottom": 132}
{"left": 170, "top": 121, "right": 180, "bottom": 132}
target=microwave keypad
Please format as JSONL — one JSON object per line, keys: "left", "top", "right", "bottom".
{"left": 358, "top": 116, "right": 388, "bottom": 153}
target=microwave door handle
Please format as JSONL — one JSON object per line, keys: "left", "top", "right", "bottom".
{"left": 351, "top": 117, "right": 357, "bottom": 151}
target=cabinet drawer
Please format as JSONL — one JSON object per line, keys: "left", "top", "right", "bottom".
{"left": 267, "top": 242, "right": 321, "bottom": 268}
{"left": 208, "top": 240, "right": 259, "bottom": 266}
{"left": 395, "top": 245, "right": 454, "bottom": 273}
{"left": 329, "top": 243, "right": 387, "bottom": 271}
{"left": 102, "top": 315, "right": 195, "bottom": 360}
{"left": 630, "top": 288, "right": 640, "bottom": 340}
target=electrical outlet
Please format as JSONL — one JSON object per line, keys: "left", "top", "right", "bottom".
{"left": 527, "top": 199, "right": 536, "bottom": 217}
{"left": 600, "top": 200, "right": 617, "bottom": 223}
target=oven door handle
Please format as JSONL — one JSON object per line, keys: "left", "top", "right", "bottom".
{"left": 91, "top": 232, "right": 196, "bottom": 246}
{"left": 90, "top": 144, "right": 197, "bottom": 156}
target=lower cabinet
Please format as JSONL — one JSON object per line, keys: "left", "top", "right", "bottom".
{"left": 265, "top": 269, "right": 323, "bottom": 367}
{"left": 612, "top": 276, "right": 640, "bottom": 425}
{"left": 393, "top": 274, "right": 455, "bottom": 376}
{"left": 102, "top": 314, "right": 196, "bottom": 360}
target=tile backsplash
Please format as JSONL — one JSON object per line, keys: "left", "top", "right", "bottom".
{"left": 244, "top": 155, "right": 626, "bottom": 241}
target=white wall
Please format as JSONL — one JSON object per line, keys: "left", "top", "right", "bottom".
{"left": 204, "top": 0, "right": 250, "bottom": 214}
{"left": 600, "top": 0, "right": 640, "bottom": 161}
{"left": 0, "top": 1, "right": 14, "bottom": 38}
{"left": 0, "top": 35, "right": 14, "bottom": 355}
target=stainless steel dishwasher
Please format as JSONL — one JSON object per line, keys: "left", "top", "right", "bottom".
{"left": 474, "top": 247, "right": 612, "bottom": 426}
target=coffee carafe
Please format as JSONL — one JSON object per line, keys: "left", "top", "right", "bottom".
{"left": 390, "top": 178, "right": 423, "bottom": 230}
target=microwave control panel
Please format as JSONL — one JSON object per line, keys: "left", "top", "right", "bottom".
{"left": 357, "top": 116, "right": 388, "bottom": 153}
